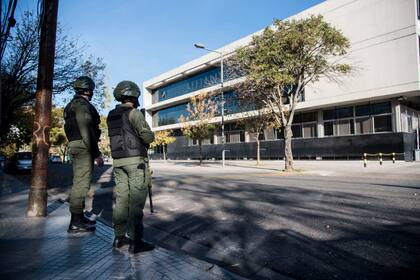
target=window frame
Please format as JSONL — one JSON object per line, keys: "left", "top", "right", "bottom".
{"left": 301, "top": 121, "right": 318, "bottom": 138}
{"left": 417, "top": 0, "right": 420, "bottom": 20}
{"left": 373, "top": 114, "right": 393, "bottom": 133}
{"left": 322, "top": 102, "right": 393, "bottom": 137}
{"left": 355, "top": 116, "right": 373, "bottom": 135}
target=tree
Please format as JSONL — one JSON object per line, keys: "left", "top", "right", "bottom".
{"left": 98, "top": 115, "right": 111, "bottom": 158}
{"left": 49, "top": 107, "right": 68, "bottom": 161}
{"left": 50, "top": 127, "right": 67, "bottom": 158}
{"left": 0, "top": 106, "right": 33, "bottom": 157}
{"left": 78, "top": 57, "right": 107, "bottom": 109}
{"left": 234, "top": 15, "right": 351, "bottom": 171}
{"left": 234, "top": 90, "right": 274, "bottom": 164}
{"left": 179, "top": 92, "right": 217, "bottom": 165}
{"left": 150, "top": 130, "right": 176, "bottom": 162}
{"left": 48, "top": 109, "right": 110, "bottom": 162}
{"left": 0, "top": 11, "right": 106, "bottom": 146}
{"left": 0, "top": 0, "right": 18, "bottom": 61}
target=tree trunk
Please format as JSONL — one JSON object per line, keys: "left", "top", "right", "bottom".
{"left": 284, "top": 125, "right": 294, "bottom": 171}
{"left": 198, "top": 140, "right": 202, "bottom": 166}
{"left": 256, "top": 138, "right": 261, "bottom": 165}
{"left": 27, "top": 0, "right": 59, "bottom": 217}
{"left": 163, "top": 144, "right": 167, "bottom": 162}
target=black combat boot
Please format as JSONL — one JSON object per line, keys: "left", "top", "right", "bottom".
{"left": 67, "top": 213, "right": 96, "bottom": 233}
{"left": 113, "top": 236, "right": 130, "bottom": 248}
{"left": 82, "top": 211, "right": 96, "bottom": 225}
{"left": 128, "top": 239, "right": 155, "bottom": 254}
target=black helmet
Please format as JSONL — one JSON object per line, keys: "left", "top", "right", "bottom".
{"left": 73, "top": 76, "right": 95, "bottom": 91}
{"left": 113, "top": 80, "right": 141, "bottom": 101}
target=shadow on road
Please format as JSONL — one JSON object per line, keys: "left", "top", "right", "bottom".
{"left": 143, "top": 175, "right": 420, "bottom": 280}
{"left": 3, "top": 164, "right": 419, "bottom": 280}
{"left": 0, "top": 163, "right": 113, "bottom": 196}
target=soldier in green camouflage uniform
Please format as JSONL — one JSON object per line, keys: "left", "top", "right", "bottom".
{"left": 107, "top": 81, "right": 155, "bottom": 253}
{"left": 64, "top": 76, "right": 104, "bottom": 233}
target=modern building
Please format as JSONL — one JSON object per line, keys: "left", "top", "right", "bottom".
{"left": 143, "top": 0, "right": 420, "bottom": 161}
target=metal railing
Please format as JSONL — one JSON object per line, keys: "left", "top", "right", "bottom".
{"left": 362, "top": 152, "right": 405, "bottom": 167}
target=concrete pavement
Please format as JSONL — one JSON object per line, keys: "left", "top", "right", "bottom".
{"left": 0, "top": 190, "right": 249, "bottom": 280}
{"left": 144, "top": 160, "right": 420, "bottom": 280}
{"left": 1, "top": 160, "right": 420, "bottom": 279}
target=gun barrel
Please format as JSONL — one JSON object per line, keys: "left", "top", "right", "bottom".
{"left": 148, "top": 186, "right": 154, "bottom": 213}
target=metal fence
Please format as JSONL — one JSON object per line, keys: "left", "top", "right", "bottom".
{"left": 149, "top": 132, "right": 416, "bottom": 161}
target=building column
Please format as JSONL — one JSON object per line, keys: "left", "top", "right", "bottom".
{"left": 392, "top": 100, "right": 401, "bottom": 132}
{"left": 317, "top": 110, "right": 324, "bottom": 137}
{"left": 244, "top": 131, "right": 250, "bottom": 142}
{"left": 143, "top": 88, "right": 153, "bottom": 127}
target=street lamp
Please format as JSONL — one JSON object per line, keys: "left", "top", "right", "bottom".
{"left": 194, "top": 43, "right": 226, "bottom": 167}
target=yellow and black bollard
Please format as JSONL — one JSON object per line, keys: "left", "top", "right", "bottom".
{"left": 392, "top": 152, "right": 395, "bottom": 164}
{"left": 363, "top": 153, "right": 367, "bottom": 168}
{"left": 379, "top": 153, "right": 383, "bottom": 165}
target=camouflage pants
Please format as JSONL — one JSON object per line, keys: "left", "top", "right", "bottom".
{"left": 69, "top": 146, "right": 93, "bottom": 214}
{"left": 113, "top": 162, "right": 149, "bottom": 240}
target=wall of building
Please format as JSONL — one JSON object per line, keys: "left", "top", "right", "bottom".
{"left": 144, "top": 0, "right": 420, "bottom": 160}
{"left": 157, "top": 132, "right": 416, "bottom": 161}
{"left": 144, "top": 0, "right": 420, "bottom": 133}
{"left": 302, "top": 0, "right": 420, "bottom": 110}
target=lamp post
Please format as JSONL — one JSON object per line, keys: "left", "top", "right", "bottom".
{"left": 194, "top": 43, "right": 226, "bottom": 167}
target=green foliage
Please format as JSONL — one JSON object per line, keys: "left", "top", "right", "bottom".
{"left": 49, "top": 107, "right": 68, "bottom": 159}
{"left": 98, "top": 116, "right": 111, "bottom": 157}
{"left": 150, "top": 130, "right": 176, "bottom": 161}
{"left": 234, "top": 15, "right": 352, "bottom": 170}
{"left": 179, "top": 93, "right": 217, "bottom": 164}
{"left": 236, "top": 15, "right": 351, "bottom": 94}
{"left": 0, "top": 143, "right": 18, "bottom": 158}
{"left": 0, "top": 106, "right": 34, "bottom": 156}
{"left": 0, "top": 11, "right": 106, "bottom": 145}
{"left": 80, "top": 57, "right": 107, "bottom": 109}
{"left": 50, "top": 128, "right": 67, "bottom": 146}
{"left": 179, "top": 92, "right": 217, "bottom": 144}
{"left": 150, "top": 130, "right": 176, "bottom": 148}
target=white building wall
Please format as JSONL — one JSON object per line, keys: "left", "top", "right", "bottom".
{"left": 304, "top": 0, "right": 419, "bottom": 108}
{"left": 143, "top": 0, "right": 420, "bottom": 129}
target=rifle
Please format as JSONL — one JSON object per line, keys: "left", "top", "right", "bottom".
{"left": 140, "top": 108, "right": 154, "bottom": 213}
{"left": 148, "top": 169, "right": 154, "bottom": 213}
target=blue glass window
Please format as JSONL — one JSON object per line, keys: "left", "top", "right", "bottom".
{"left": 323, "top": 109, "right": 335, "bottom": 120}
{"left": 323, "top": 107, "right": 354, "bottom": 120}
{"left": 371, "top": 102, "right": 391, "bottom": 115}
{"left": 337, "top": 107, "right": 354, "bottom": 119}
{"left": 214, "top": 91, "right": 242, "bottom": 115}
{"left": 154, "top": 103, "right": 189, "bottom": 126}
{"left": 355, "top": 104, "right": 370, "bottom": 117}
{"left": 153, "top": 91, "right": 247, "bottom": 127}
{"left": 293, "top": 112, "right": 317, "bottom": 123}
{"left": 152, "top": 68, "right": 220, "bottom": 103}
{"left": 152, "top": 65, "right": 242, "bottom": 103}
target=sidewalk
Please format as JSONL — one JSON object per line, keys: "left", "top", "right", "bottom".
{"left": 150, "top": 159, "right": 420, "bottom": 180}
{"left": 0, "top": 190, "right": 247, "bottom": 280}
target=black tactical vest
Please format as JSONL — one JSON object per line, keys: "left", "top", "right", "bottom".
{"left": 64, "top": 96, "right": 101, "bottom": 142}
{"left": 107, "top": 106, "right": 148, "bottom": 159}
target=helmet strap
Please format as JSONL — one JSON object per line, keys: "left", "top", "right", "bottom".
{"left": 122, "top": 96, "right": 139, "bottom": 108}
{"left": 79, "top": 90, "right": 93, "bottom": 101}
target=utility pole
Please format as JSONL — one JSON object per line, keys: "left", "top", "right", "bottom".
{"left": 193, "top": 43, "right": 226, "bottom": 167}
{"left": 0, "top": 0, "right": 18, "bottom": 135}
{"left": 27, "top": 0, "right": 59, "bottom": 217}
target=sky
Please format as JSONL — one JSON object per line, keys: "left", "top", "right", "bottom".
{"left": 14, "top": 0, "right": 324, "bottom": 109}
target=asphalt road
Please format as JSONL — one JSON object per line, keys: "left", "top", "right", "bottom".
{"left": 2, "top": 161, "right": 420, "bottom": 280}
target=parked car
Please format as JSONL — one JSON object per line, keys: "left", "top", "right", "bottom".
{"left": 49, "top": 155, "right": 63, "bottom": 164}
{"left": 4, "top": 152, "right": 32, "bottom": 173}
{"left": 0, "top": 155, "right": 5, "bottom": 168}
